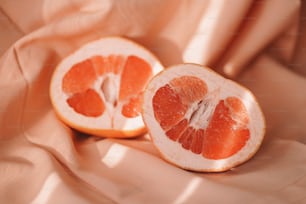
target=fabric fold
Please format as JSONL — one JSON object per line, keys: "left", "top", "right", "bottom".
{"left": 1, "top": 0, "right": 306, "bottom": 203}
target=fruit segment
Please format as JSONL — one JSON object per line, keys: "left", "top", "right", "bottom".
{"left": 191, "top": 129, "right": 205, "bottom": 154}
{"left": 153, "top": 85, "right": 188, "bottom": 130}
{"left": 62, "top": 59, "right": 97, "bottom": 94}
{"left": 152, "top": 76, "right": 251, "bottom": 160}
{"left": 119, "top": 56, "right": 153, "bottom": 117}
{"left": 67, "top": 89, "right": 104, "bottom": 117}
{"left": 119, "top": 56, "right": 153, "bottom": 101}
{"left": 169, "top": 76, "right": 207, "bottom": 104}
{"left": 121, "top": 93, "right": 144, "bottom": 118}
{"left": 92, "top": 55, "right": 125, "bottom": 75}
{"left": 165, "top": 119, "right": 188, "bottom": 141}
{"left": 202, "top": 100, "right": 250, "bottom": 159}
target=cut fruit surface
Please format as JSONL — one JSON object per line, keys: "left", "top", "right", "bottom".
{"left": 50, "top": 37, "right": 163, "bottom": 137}
{"left": 142, "top": 64, "right": 265, "bottom": 172}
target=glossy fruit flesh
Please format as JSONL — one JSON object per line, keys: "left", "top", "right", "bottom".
{"left": 62, "top": 55, "right": 152, "bottom": 119}
{"left": 152, "top": 76, "right": 250, "bottom": 160}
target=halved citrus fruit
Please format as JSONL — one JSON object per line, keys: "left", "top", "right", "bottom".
{"left": 142, "top": 64, "right": 265, "bottom": 172}
{"left": 50, "top": 37, "right": 163, "bottom": 137}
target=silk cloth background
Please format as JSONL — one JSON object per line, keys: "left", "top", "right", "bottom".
{"left": 1, "top": 0, "right": 306, "bottom": 203}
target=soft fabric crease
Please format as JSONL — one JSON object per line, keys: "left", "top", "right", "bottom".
{"left": 1, "top": 0, "right": 306, "bottom": 203}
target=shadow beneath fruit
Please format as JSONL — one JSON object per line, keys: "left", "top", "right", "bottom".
{"left": 193, "top": 138, "right": 301, "bottom": 196}
{"left": 94, "top": 138, "right": 205, "bottom": 203}
{"left": 94, "top": 137, "right": 292, "bottom": 203}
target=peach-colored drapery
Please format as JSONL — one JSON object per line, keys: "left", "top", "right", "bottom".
{"left": 1, "top": 0, "right": 306, "bottom": 203}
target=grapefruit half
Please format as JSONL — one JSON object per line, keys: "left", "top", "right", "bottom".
{"left": 142, "top": 63, "right": 265, "bottom": 172}
{"left": 50, "top": 37, "right": 163, "bottom": 137}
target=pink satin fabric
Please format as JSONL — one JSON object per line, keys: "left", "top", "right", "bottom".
{"left": 1, "top": 0, "right": 306, "bottom": 203}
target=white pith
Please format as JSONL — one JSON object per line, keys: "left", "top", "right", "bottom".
{"left": 184, "top": 88, "right": 221, "bottom": 130}
{"left": 100, "top": 73, "right": 119, "bottom": 107}
{"left": 143, "top": 64, "right": 265, "bottom": 171}
{"left": 50, "top": 37, "right": 163, "bottom": 134}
